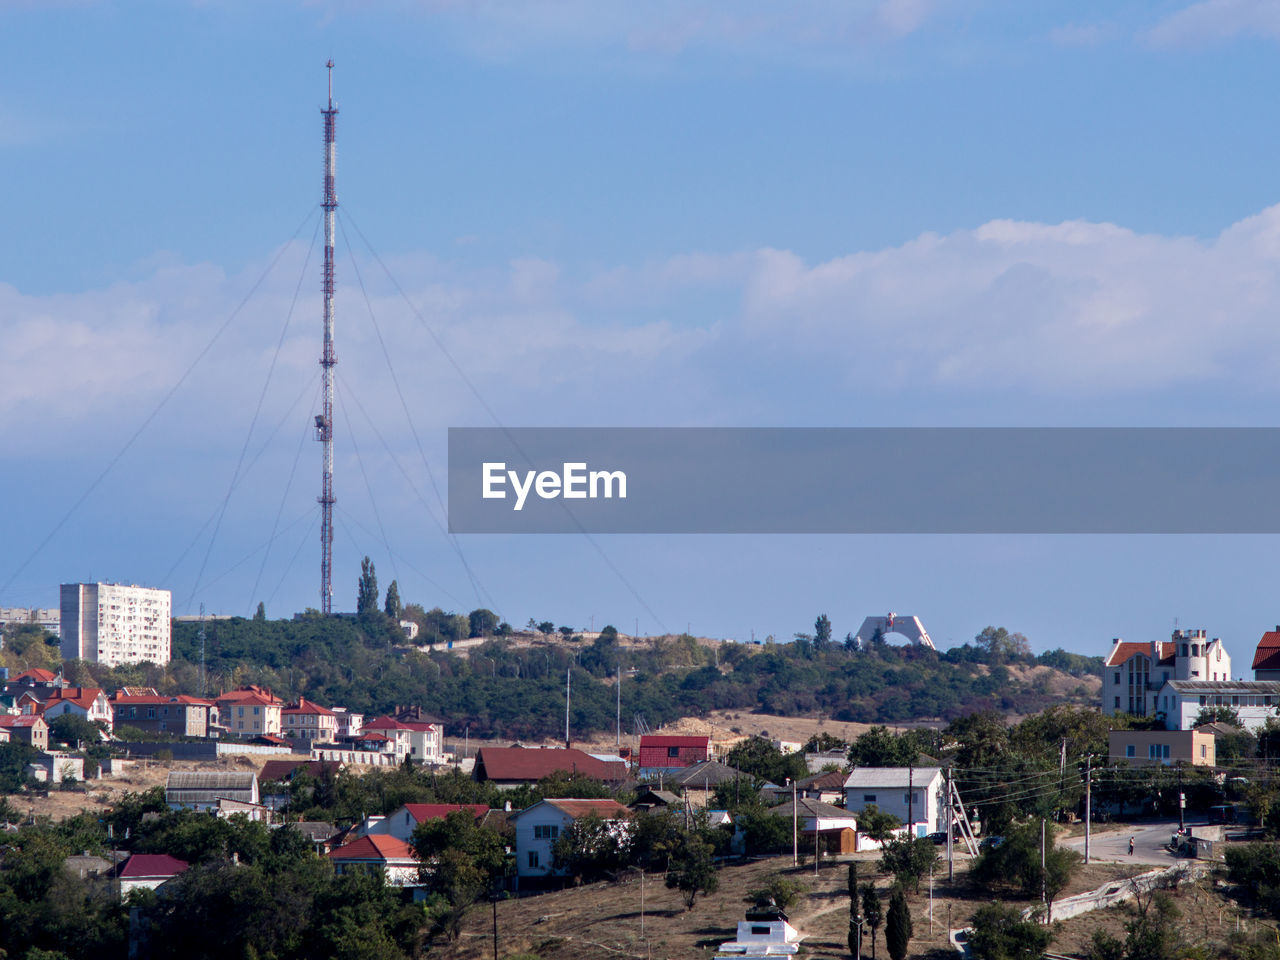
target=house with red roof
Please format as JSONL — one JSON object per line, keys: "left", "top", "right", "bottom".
{"left": 509, "top": 799, "right": 632, "bottom": 883}
{"left": 637, "top": 735, "right": 709, "bottom": 777}
{"left": 282, "top": 697, "right": 338, "bottom": 744}
{"left": 326, "top": 834, "right": 421, "bottom": 886}
{"left": 0, "top": 714, "right": 47, "bottom": 751}
{"left": 361, "top": 803, "right": 490, "bottom": 843}
{"left": 117, "top": 853, "right": 189, "bottom": 894}
{"left": 1103, "top": 629, "right": 1231, "bottom": 720}
{"left": 27, "top": 686, "right": 112, "bottom": 733}
{"left": 473, "top": 746, "right": 629, "bottom": 789}
{"left": 111, "top": 693, "right": 217, "bottom": 737}
{"left": 363, "top": 713, "right": 446, "bottom": 763}
{"left": 1254, "top": 628, "right": 1280, "bottom": 680}
{"left": 217, "top": 687, "right": 283, "bottom": 737}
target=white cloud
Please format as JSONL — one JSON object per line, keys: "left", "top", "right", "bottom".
{"left": 1147, "top": 0, "right": 1280, "bottom": 48}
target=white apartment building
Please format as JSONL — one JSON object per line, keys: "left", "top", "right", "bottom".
{"left": 60, "top": 583, "right": 172, "bottom": 667}
{"left": 0, "top": 608, "right": 60, "bottom": 635}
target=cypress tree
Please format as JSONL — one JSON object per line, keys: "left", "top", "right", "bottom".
{"left": 861, "top": 883, "right": 882, "bottom": 960}
{"left": 886, "top": 885, "right": 912, "bottom": 960}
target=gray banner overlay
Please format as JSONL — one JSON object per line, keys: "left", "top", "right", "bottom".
{"left": 447, "top": 428, "right": 1280, "bottom": 533}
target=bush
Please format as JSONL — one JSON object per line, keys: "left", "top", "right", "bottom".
{"left": 969, "top": 902, "right": 1053, "bottom": 960}
{"left": 745, "top": 874, "right": 808, "bottom": 910}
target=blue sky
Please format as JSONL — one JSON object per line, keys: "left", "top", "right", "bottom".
{"left": 6, "top": 0, "right": 1280, "bottom": 663}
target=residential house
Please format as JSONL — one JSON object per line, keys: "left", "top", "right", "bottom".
{"left": 216, "top": 686, "right": 283, "bottom": 737}
{"left": 472, "top": 746, "right": 629, "bottom": 789}
{"left": 843, "top": 767, "right": 944, "bottom": 837}
{"left": 630, "top": 788, "right": 682, "bottom": 813}
{"left": 1254, "top": 628, "right": 1280, "bottom": 680}
{"left": 326, "top": 835, "right": 421, "bottom": 886}
{"left": 282, "top": 698, "right": 339, "bottom": 745}
{"left": 510, "top": 799, "right": 632, "bottom": 884}
{"left": 796, "top": 770, "right": 847, "bottom": 805}
{"left": 285, "top": 821, "right": 340, "bottom": 854}
{"left": 768, "top": 797, "right": 860, "bottom": 855}
{"left": 1109, "top": 729, "right": 1216, "bottom": 767}
{"left": 117, "top": 854, "right": 189, "bottom": 894}
{"left": 1103, "top": 629, "right": 1231, "bottom": 720}
{"left": 637, "top": 735, "right": 710, "bottom": 778}
{"left": 363, "top": 714, "right": 446, "bottom": 763}
{"left": 1154, "top": 680, "right": 1280, "bottom": 732}
{"left": 165, "top": 771, "right": 259, "bottom": 812}
{"left": 20, "top": 686, "right": 113, "bottom": 733}
{"left": 331, "top": 707, "right": 363, "bottom": 739}
{"left": 110, "top": 694, "right": 217, "bottom": 737}
{"left": 64, "top": 853, "right": 115, "bottom": 880}
{"left": 2, "top": 668, "right": 64, "bottom": 700}
{"left": 661, "top": 759, "right": 755, "bottom": 808}
{"left": 0, "top": 714, "right": 48, "bottom": 751}
{"left": 360, "top": 803, "right": 489, "bottom": 844}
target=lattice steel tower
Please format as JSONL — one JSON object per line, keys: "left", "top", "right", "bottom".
{"left": 315, "top": 60, "right": 338, "bottom": 614}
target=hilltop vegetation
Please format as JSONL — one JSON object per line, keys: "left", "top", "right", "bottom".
{"left": 14, "top": 600, "right": 1099, "bottom": 741}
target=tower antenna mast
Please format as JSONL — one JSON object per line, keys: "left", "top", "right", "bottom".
{"left": 315, "top": 60, "right": 338, "bottom": 614}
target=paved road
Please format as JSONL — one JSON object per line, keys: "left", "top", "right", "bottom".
{"left": 1059, "top": 820, "right": 1184, "bottom": 865}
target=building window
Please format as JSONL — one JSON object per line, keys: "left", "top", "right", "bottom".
{"left": 1114, "top": 697, "right": 1121, "bottom": 709}
{"left": 1148, "top": 744, "right": 1170, "bottom": 761}
{"left": 528, "top": 851, "right": 539, "bottom": 869}
{"left": 1125, "top": 745, "right": 1136, "bottom": 758}
{"left": 533, "top": 824, "right": 560, "bottom": 840}
{"left": 668, "top": 747, "right": 680, "bottom": 758}
{"left": 863, "top": 794, "right": 876, "bottom": 803}
{"left": 1200, "top": 744, "right": 1207, "bottom": 759}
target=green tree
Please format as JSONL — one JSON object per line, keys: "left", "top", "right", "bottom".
{"left": 253, "top": 601, "right": 266, "bottom": 622}
{"left": 974, "top": 626, "right": 1032, "bottom": 660}
{"left": 383, "top": 581, "right": 402, "bottom": 620}
{"left": 357, "top": 557, "right": 379, "bottom": 617}
{"left": 468, "top": 609, "right": 499, "bottom": 638}
{"left": 885, "top": 885, "right": 912, "bottom": 960}
{"left": 857, "top": 804, "right": 902, "bottom": 843}
{"left": 47, "top": 714, "right": 101, "bottom": 748}
{"left": 969, "top": 902, "right": 1054, "bottom": 960}
{"left": 725, "top": 736, "right": 807, "bottom": 785}
{"left": 744, "top": 873, "right": 807, "bottom": 911}
{"left": 879, "top": 836, "right": 938, "bottom": 894}
{"left": 1194, "top": 705, "right": 1241, "bottom": 727}
{"left": 848, "top": 726, "right": 918, "bottom": 767}
{"left": 665, "top": 833, "right": 719, "bottom": 909}
{"left": 551, "top": 813, "right": 629, "bottom": 884}
{"left": 537, "top": 620, "right": 555, "bottom": 635}
{"left": 814, "top": 614, "right": 832, "bottom": 648}
{"left": 862, "top": 883, "right": 883, "bottom": 960}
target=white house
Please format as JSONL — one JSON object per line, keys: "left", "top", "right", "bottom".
{"left": 843, "top": 767, "right": 944, "bottom": 837}
{"left": 1103, "top": 629, "right": 1232, "bottom": 720}
{"left": 509, "top": 798, "right": 632, "bottom": 883}
{"left": 357, "top": 803, "right": 489, "bottom": 843}
{"left": 326, "top": 835, "right": 421, "bottom": 886}
{"left": 1154, "top": 679, "right": 1280, "bottom": 732}
{"left": 117, "top": 854, "right": 189, "bottom": 894}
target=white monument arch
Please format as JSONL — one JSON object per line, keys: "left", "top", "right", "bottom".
{"left": 853, "top": 613, "right": 935, "bottom": 651}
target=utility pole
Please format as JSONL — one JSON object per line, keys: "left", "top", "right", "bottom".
{"left": 1084, "top": 755, "right": 1092, "bottom": 865}
{"left": 946, "top": 766, "right": 954, "bottom": 882}
{"left": 616, "top": 662, "right": 621, "bottom": 748}
{"left": 783, "top": 783, "right": 793, "bottom": 870}
{"left": 908, "top": 764, "right": 914, "bottom": 837}
{"left": 198, "top": 602, "right": 207, "bottom": 698}
{"left": 491, "top": 895, "right": 499, "bottom": 960}
{"left": 1040, "top": 818, "right": 1047, "bottom": 917}
{"left": 565, "top": 666, "right": 571, "bottom": 748}
{"left": 1178, "top": 765, "right": 1185, "bottom": 833}
{"left": 315, "top": 60, "right": 338, "bottom": 614}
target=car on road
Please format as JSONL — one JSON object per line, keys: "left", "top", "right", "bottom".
{"left": 978, "top": 835, "right": 1005, "bottom": 851}
{"left": 925, "top": 831, "right": 961, "bottom": 845}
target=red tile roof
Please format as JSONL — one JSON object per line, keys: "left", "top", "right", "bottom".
{"left": 361, "top": 716, "right": 417, "bottom": 731}
{"left": 12, "top": 669, "right": 58, "bottom": 683}
{"left": 1105, "top": 640, "right": 1175, "bottom": 668}
{"left": 217, "top": 686, "right": 282, "bottom": 705}
{"left": 402, "top": 803, "right": 488, "bottom": 824}
{"left": 474, "top": 747, "right": 629, "bottom": 784}
{"left": 1255, "top": 631, "right": 1280, "bottom": 671}
{"left": 0, "top": 715, "right": 45, "bottom": 729}
{"left": 539, "top": 799, "right": 632, "bottom": 820}
{"left": 283, "top": 697, "right": 336, "bottom": 717}
{"left": 328, "top": 835, "right": 418, "bottom": 861}
{"left": 119, "top": 854, "right": 189, "bottom": 878}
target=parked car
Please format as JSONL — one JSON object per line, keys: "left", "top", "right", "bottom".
{"left": 925, "top": 831, "right": 959, "bottom": 845}
{"left": 978, "top": 835, "right": 1005, "bottom": 851}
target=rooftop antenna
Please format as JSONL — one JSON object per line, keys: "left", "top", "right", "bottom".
{"left": 315, "top": 60, "right": 338, "bottom": 614}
